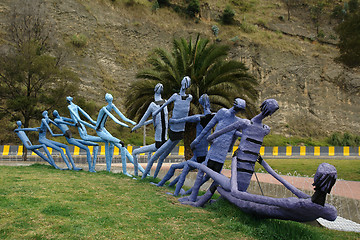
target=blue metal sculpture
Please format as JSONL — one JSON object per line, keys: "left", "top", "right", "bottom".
{"left": 80, "top": 93, "right": 144, "bottom": 176}
{"left": 38, "top": 110, "right": 81, "bottom": 170}
{"left": 53, "top": 110, "right": 99, "bottom": 172}
{"left": 131, "top": 83, "right": 169, "bottom": 176}
{"left": 67, "top": 96, "right": 102, "bottom": 171}
{"left": 179, "top": 99, "right": 338, "bottom": 222}
{"left": 155, "top": 94, "right": 214, "bottom": 195}
{"left": 141, "top": 76, "right": 192, "bottom": 179}
{"left": 14, "top": 121, "right": 60, "bottom": 169}
{"left": 179, "top": 98, "right": 246, "bottom": 201}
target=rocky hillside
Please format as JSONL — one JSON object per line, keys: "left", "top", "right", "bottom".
{"left": 0, "top": 0, "right": 359, "bottom": 139}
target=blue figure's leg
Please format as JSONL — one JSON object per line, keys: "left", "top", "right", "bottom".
{"left": 132, "top": 144, "right": 156, "bottom": 176}
{"left": 39, "top": 140, "right": 71, "bottom": 170}
{"left": 153, "top": 140, "right": 179, "bottom": 179}
{"left": 120, "top": 146, "right": 128, "bottom": 176}
{"left": 116, "top": 145, "right": 131, "bottom": 177}
{"left": 61, "top": 143, "right": 82, "bottom": 171}
{"left": 188, "top": 169, "right": 205, "bottom": 202}
{"left": 147, "top": 152, "right": 152, "bottom": 161}
{"left": 173, "top": 163, "right": 192, "bottom": 195}
{"left": 76, "top": 139, "right": 99, "bottom": 172}
{"left": 142, "top": 140, "right": 171, "bottom": 179}
{"left": 68, "top": 138, "right": 90, "bottom": 170}
{"left": 157, "top": 161, "right": 187, "bottom": 187}
{"left": 104, "top": 142, "right": 111, "bottom": 172}
{"left": 184, "top": 172, "right": 211, "bottom": 195}
{"left": 133, "top": 150, "right": 139, "bottom": 176}
{"left": 124, "top": 148, "right": 145, "bottom": 174}
{"left": 169, "top": 156, "right": 196, "bottom": 188}
{"left": 91, "top": 145, "right": 99, "bottom": 172}
{"left": 79, "top": 129, "right": 105, "bottom": 143}
{"left": 32, "top": 149, "right": 59, "bottom": 169}
{"left": 29, "top": 144, "right": 58, "bottom": 168}
{"left": 109, "top": 143, "right": 115, "bottom": 172}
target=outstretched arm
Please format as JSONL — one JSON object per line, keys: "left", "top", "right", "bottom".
{"left": 152, "top": 94, "right": 174, "bottom": 117}
{"left": 259, "top": 157, "right": 310, "bottom": 199}
{"left": 15, "top": 127, "right": 40, "bottom": 132}
{"left": 169, "top": 114, "right": 201, "bottom": 124}
{"left": 103, "top": 107, "right": 129, "bottom": 128}
{"left": 77, "top": 107, "right": 97, "bottom": 125}
{"left": 207, "top": 120, "right": 247, "bottom": 143}
{"left": 190, "top": 115, "right": 218, "bottom": 149}
{"left": 44, "top": 119, "right": 63, "bottom": 137}
{"left": 79, "top": 119, "right": 96, "bottom": 130}
{"left": 112, "top": 104, "right": 136, "bottom": 125}
{"left": 132, "top": 104, "right": 154, "bottom": 132}
{"left": 54, "top": 118, "right": 77, "bottom": 127}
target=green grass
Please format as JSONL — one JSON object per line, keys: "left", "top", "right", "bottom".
{"left": 224, "top": 159, "right": 360, "bottom": 181}
{"left": 0, "top": 164, "right": 359, "bottom": 239}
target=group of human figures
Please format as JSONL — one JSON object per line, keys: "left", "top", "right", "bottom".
{"left": 15, "top": 93, "right": 144, "bottom": 176}
{"left": 15, "top": 76, "right": 338, "bottom": 223}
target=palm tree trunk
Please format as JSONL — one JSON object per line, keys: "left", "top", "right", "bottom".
{"left": 184, "top": 122, "right": 197, "bottom": 160}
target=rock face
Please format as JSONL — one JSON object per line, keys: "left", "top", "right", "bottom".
{"left": 231, "top": 40, "right": 360, "bottom": 136}
{"left": 0, "top": 0, "right": 359, "bottom": 137}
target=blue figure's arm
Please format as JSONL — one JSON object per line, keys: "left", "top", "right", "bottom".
{"left": 78, "top": 107, "right": 97, "bottom": 125}
{"left": 69, "top": 106, "right": 96, "bottom": 125}
{"left": 152, "top": 94, "right": 175, "bottom": 117}
{"left": 44, "top": 119, "right": 63, "bottom": 137}
{"left": 169, "top": 114, "right": 201, "bottom": 124}
{"left": 112, "top": 104, "right": 136, "bottom": 125}
{"left": 54, "top": 118, "right": 77, "bottom": 127}
{"left": 190, "top": 114, "right": 218, "bottom": 149}
{"left": 132, "top": 104, "right": 154, "bottom": 132}
{"left": 15, "top": 127, "right": 40, "bottom": 132}
{"left": 79, "top": 119, "right": 96, "bottom": 130}
{"left": 102, "top": 107, "right": 129, "bottom": 128}
{"left": 207, "top": 119, "right": 247, "bottom": 143}
{"left": 234, "top": 131, "right": 242, "bottom": 138}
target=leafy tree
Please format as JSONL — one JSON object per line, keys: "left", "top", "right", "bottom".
{"left": 310, "top": 2, "right": 325, "bottom": 35}
{"left": 221, "top": 5, "right": 235, "bottom": 25}
{"left": 335, "top": 12, "right": 360, "bottom": 67}
{"left": 283, "top": 0, "right": 299, "bottom": 21}
{"left": 157, "top": 0, "right": 170, "bottom": 7}
{"left": 186, "top": 0, "right": 200, "bottom": 18}
{"left": 348, "top": 0, "right": 359, "bottom": 13}
{"left": 125, "top": 35, "right": 258, "bottom": 159}
{"left": 0, "top": 0, "right": 79, "bottom": 147}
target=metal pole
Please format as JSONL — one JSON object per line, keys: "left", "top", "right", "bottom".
{"left": 143, "top": 125, "right": 146, "bottom": 146}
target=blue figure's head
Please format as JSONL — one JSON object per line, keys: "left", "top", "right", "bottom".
{"left": 181, "top": 76, "right": 191, "bottom": 89}
{"left": 42, "top": 111, "right": 48, "bottom": 118}
{"left": 154, "top": 83, "right": 163, "bottom": 93}
{"left": 233, "top": 98, "right": 246, "bottom": 112}
{"left": 260, "top": 99, "right": 279, "bottom": 118}
{"left": 199, "top": 94, "right": 210, "bottom": 110}
{"left": 105, "top": 93, "right": 113, "bottom": 103}
{"left": 16, "top": 121, "right": 22, "bottom": 127}
{"left": 53, "top": 110, "right": 59, "bottom": 118}
{"left": 66, "top": 96, "right": 73, "bottom": 104}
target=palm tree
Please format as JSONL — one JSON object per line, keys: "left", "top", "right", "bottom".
{"left": 125, "top": 35, "right": 258, "bottom": 159}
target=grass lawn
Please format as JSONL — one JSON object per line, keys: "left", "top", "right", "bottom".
{"left": 0, "top": 165, "right": 359, "bottom": 239}
{"left": 224, "top": 158, "right": 360, "bottom": 181}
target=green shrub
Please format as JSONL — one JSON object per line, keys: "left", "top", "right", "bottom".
{"left": 327, "top": 132, "right": 360, "bottom": 146}
{"left": 71, "top": 33, "right": 87, "bottom": 48}
{"left": 211, "top": 25, "right": 219, "bottom": 37}
{"left": 157, "top": 0, "right": 169, "bottom": 7}
{"left": 186, "top": 0, "right": 200, "bottom": 18}
{"left": 221, "top": 5, "right": 235, "bottom": 25}
{"left": 240, "top": 21, "right": 256, "bottom": 33}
